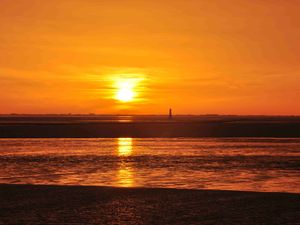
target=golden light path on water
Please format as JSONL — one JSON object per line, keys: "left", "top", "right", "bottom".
{"left": 0, "top": 138, "right": 299, "bottom": 192}
{"left": 118, "top": 138, "right": 133, "bottom": 156}
{"left": 117, "top": 138, "right": 134, "bottom": 187}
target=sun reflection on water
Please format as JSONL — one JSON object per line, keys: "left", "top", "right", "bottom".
{"left": 117, "top": 138, "right": 134, "bottom": 187}
{"left": 117, "top": 167, "right": 134, "bottom": 187}
{"left": 118, "top": 138, "right": 133, "bottom": 157}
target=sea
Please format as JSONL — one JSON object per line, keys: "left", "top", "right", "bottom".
{"left": 0, "top": 137, "right": 299, "bottom": 193}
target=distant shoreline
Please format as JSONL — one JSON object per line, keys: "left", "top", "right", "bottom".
{"left": 0, "top": 115, "right": 300, "bottom": 138}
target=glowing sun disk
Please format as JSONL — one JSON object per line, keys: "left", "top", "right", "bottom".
{"left": 116, "top": 87, "right": 134, "bottom": 102}
{"left": 115, "top": 78, "right": 138, "bottom": 102}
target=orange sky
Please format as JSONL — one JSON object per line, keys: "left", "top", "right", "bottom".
{"left": 0, "top": 0, "right": 299, "bottom": 115}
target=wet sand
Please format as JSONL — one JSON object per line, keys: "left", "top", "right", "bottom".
{"left": 0, "top": 115, "right": 300, "bottom": 137}
{"left": 0, "top": 184, "right": 299, "bottom": 225}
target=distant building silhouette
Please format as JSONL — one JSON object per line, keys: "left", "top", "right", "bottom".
{"left": 169, "top": 108, "right": 173, "bottom": 119}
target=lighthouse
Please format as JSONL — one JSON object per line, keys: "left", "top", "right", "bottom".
{"left": 169, "top": 108, "right": 173, "bottom": 119}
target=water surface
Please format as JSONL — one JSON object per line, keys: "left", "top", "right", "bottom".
{"left": 0, "top": 138, "right": 299, "bottom": 193}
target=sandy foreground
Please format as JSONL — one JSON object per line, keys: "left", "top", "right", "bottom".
{"left": 0, "top": 184, "right": 299, "bottom": 225}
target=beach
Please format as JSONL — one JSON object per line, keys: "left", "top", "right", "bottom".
{"left": 1, "top": 184, "right": 299, "bottom": 225}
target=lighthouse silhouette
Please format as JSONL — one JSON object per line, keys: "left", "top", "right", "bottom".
{"left": 169, "top": 108, "right": 173, "bottom": 119}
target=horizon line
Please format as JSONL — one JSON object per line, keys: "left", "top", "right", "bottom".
{"left": 1, "top": 113, "right": 300, "bottom": 117}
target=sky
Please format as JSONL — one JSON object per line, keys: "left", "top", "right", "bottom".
{"left": 0, "top": 0, "right": 300, "bottom": 115}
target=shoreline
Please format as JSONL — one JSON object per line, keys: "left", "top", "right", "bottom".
{"left": 1, "top": 115, "right": 300, "bottom": 138}
{"left": 1, "top": 121, "right": 300, "bottom": 138}
{"left": 1, "top": 184, "right": 299, "bottom": 224}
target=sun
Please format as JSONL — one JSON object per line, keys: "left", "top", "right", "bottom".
{"left": 114, "top": 76, "right": 143, "bottom": 102}
{"left": 116, "top": 82, "right": 135, "bottom": 102}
